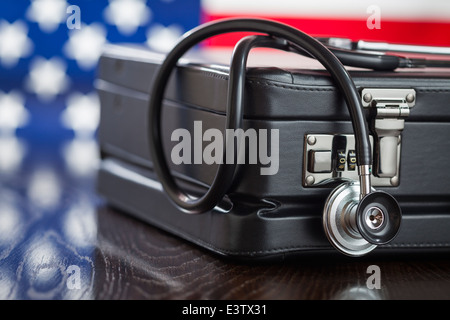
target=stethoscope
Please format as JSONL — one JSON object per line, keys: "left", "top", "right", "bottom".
{"left": 147, "top": 18, "right": 447, "bottom": 257}
{"left": 317, "top": 37, "right": 450, "bottom": 71}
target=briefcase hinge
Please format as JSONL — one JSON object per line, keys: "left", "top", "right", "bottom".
{"left": 361, "top": 88, "right": 416, "bottom": 179}
{"left": 361, "top": 88, "right": 415, "bottom": 119}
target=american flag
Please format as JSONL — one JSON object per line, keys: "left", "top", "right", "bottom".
{"left": 0, "top": 0, "right": 200, "bottom": 300}
{"left": 201, "top": 0, "right": 450, "bottom": 47}
{"left": 0, "top": 0, "right": 200, "bottom": 176}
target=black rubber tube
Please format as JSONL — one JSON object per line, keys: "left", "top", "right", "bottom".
{"left": 148, "top": 18, "right": 372, "bottom": 214}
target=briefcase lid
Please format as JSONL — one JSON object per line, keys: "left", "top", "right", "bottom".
{"left": 97, "top": 44, "right": 450, "bottom": 121}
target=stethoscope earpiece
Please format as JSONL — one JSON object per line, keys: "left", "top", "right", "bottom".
{"left": 323, "top": 182, "right": 402, "bottom": 256}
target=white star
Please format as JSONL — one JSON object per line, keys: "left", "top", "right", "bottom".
{"left": 104, "top": 0, "right": 152, "bottom": 35}
{"left": 62, "top": 139, "right": 99, "bottom": 177}
{"left": 27, "top": 167, "right": 62, "bottom": 210}
{"left": 62, "top": 200, "right": 97, "bottom": 247}
{"left": 0, "top": 20, "right": 33, "bottom": 68}
{"left": 61, "top": 92, "right": 100, "bottom": 138}
{"left": 0, "top": 90, "right": 30, "bottom": 135}
{"left": 0, "top": 136, "right": 27, "bottom": 174}
{"left": 146, "top": 24, "right": 183, "bottom": 52}
{"left": 26, "top": 57, "right": 70, "bottom": 101}
{"left": 63, "top": 23, "right": 108, "bottom": 70}
{"left": 0, "top": 199, "right": 24, "bottom": 243}
{"left": 26, "top": 0, "right": 69, "bottom": 33}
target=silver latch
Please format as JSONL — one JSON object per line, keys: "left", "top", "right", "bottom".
{"left": 361, "top": 88, "right": 416, "bottom": 179}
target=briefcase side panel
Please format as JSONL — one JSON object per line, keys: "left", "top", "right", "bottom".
{"left": 97, "top": 86, "right": 450, "bottom": 203}
{"left": 97, "top": 157, "right": 450, "bottom": 259}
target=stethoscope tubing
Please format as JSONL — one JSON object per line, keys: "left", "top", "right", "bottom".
{"left": 148, "top": 18, "right": 372, "bottom": 213}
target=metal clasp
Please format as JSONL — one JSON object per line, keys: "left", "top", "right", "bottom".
{"left": 361, "top": 88, "right": 416, "bottom": 180}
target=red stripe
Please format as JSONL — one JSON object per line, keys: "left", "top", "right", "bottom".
{"left": 201, "top": 13, "right": 450, "bottom": 47}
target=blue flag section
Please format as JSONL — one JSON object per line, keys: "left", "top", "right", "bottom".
{"left": 0, "top": 1, "right": 200, "bottom": 300}
{"left": 0, "top": 0, "right": 200, "bottom": 138}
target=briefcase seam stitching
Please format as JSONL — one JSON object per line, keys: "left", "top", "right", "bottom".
{"left": 246, "top": 83, "right": 450, "bottom": 93}
{"left": 192, "top": 70, "right": 450, "bottom": 93}
{"left": 199, "top": 243, "right": 331, "bottom": 255}
{"left": 196, "top": 239, "right": 450, "bottom": 255}
{"left": 212, "top": 247, "right": 330, "bottom": 255}
{"left": 416, "top": 89, "right": 450, "bottom": 93}
{"left": 197, "top": 71, "right": 229, "bottom": 81}
{"left": 247, "top": 79, "right": 335, "bottom": 92}
{"left": 385, "top": 242, "right": 450, "bottom": 247}
{"left": 204, "top": 243, "right": 450, "bottom": 255}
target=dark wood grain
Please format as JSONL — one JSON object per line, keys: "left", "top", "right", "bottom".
{"left": 93, "top": 205, "right": 450, "bottom": 300}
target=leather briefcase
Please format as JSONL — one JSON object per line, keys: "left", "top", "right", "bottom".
{"left": 96, "top": 19, "right": 450, "bottom": 260}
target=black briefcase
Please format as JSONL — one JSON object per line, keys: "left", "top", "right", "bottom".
{"left": 96, "top": 19, "right": 450, "bottom": 260}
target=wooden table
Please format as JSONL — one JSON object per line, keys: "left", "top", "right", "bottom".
{"left": 1, "top": 135, "right": 450, "bottom": 302}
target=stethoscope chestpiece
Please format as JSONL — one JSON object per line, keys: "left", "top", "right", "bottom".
{"left": 356, "top": 191, "right": 402, "bottom": 245}
{"left": 323, "top": 182, "right": 402, "bottom": 257}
